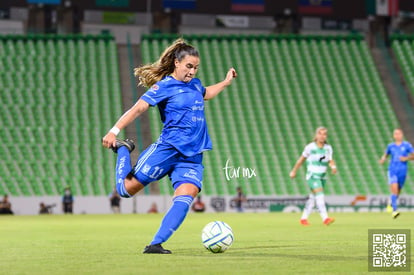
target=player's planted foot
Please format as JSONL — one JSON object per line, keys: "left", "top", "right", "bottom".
{"left": 300, "top": 219, "right": 310, "bottom": 226}
{"left": 386, "top": 204, "right": 393, "bottom": 213}
{"left": 323, "top": 217, "right": 335, "bottom": 225}
{"left": 392, "top": 211, "right": 400, "bottom": 219}
{"left": 143, "top": 244, "right": 172, "bottom": 254}
{"left": 111, "top": 138, "right": 135, "bottom": 153}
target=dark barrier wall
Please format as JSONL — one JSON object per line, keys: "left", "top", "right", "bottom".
{"left": 400, "top": 0, "right": 414, "bottom": 11}
{"left": 2, "top": 0, "right": 414, "bottom": 18}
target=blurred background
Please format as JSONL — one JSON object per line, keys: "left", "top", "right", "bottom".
{"left": 1, "top": 0, "right": 414, "bottom": 215}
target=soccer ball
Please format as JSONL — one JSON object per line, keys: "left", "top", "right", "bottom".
{"left": 201, "top": 221, "right": 234, "bottom": 253}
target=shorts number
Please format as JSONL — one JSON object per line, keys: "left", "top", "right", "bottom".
{"left": 149, "top": 166, "right": 164, "bottom": 179}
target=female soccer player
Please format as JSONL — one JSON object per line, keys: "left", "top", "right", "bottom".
{"left": 379, "top": 128, "right": 414, "bottom": 219}
{"left": 102, "top": 38, "right": 237, "bottom": 254}
{"left": 289, "top": 127, "right": 337, "bottom": 226}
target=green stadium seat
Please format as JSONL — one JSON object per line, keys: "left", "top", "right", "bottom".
{"left": 141, "top": 34, "right": 400, "bottom": 196}
{"left": 0, "top": 34, "right": 122, "bottom": 196}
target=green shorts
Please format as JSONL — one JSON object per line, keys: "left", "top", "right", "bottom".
{"left": 307, "top": 178, "right": 326, "bottom": 191}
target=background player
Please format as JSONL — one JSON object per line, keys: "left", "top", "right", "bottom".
{"left": 102, "top": 38, "right": 237, "bottom": 253}
{"left": 290, "top": 127, "right": 337, "bottom": 226}
{"left": 379, "top": 128, "right": 414, "bottom": 218}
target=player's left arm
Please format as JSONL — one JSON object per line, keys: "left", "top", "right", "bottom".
{"left": 328, "top": 146, "right": 337, "bottom": 174}
{"left": 400, "top": 143, "right": 414, "bottom": 161}
{"left": 399, "top": 154, "right": 414, "bottom": 162}
{"left": 329, "top": 160, "right": 337, "bottom": 174}
{"left": 204, "top": 68, "right": 237, "bottom": 100}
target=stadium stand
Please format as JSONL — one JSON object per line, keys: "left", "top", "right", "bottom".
{"left": 1, "top": 33, "right": 409, "bottom": 197}
{"left": 392, "top": 35, "right": 414, "bottom": 98}
{"left": 0, "top": 34, "right": 123, "bottom": 196}
{"left": 141, "top": 34, "right": 407, "bottom": 196}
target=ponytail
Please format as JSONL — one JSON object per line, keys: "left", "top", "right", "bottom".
{"left": 134, "top": 38, "right": 199, "bottom": 88}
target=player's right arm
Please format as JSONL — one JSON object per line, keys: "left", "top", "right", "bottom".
{"left": 102, "top": 99, "right": 150, "bottom": 148}
{"left": 290, "top": 144, "right": 310, "bottom": 178}
{"left": 379, "top": 144, "right": 391, "bottom": 164}
{"left": 290, "top": 156, "right": 306, "bottom": 179}
{"left": 379, "top": 154, "right": 388, "bottom": 164}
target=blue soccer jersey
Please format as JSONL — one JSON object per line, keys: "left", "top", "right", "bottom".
{"left": 386, "top": 141, "right": 414, "bottom": 172}
{"left": 140, "top": 76, "right": 212, "bottom": 157}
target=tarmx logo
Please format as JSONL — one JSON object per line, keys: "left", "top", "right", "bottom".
{"left": 223, "top": 158, "right": 257, "bottom": 181}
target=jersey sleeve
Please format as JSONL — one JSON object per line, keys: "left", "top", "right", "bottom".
{"left": 385, "top": 144, "right": 391, "bottom": 155}
{"left": 140, "top": 83, "right": 169, "bottom": 106}
{"left": 327, "top": 145, "right": 333, "bottom": 160}
{"left": 407, "top": 142, "right": 414, "bottom": 154}
{"left": 302, "top": 144, "right": 311, "bottom": 158}
{"left": 192, "top": 78, "right": 206, "bottom": 97}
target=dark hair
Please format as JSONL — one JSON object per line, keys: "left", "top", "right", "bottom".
{"left": 134, "top": 38, "right": 199, "bottom": 87}
{"left": 174, "top": 44, "right": 199, "bottom": 61}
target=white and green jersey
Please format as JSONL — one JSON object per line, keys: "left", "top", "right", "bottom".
{"left": 302, "top": 142, "right": 333, "bottom": 180}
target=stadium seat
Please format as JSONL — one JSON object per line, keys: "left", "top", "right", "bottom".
{"left": 0, "top": 34, "right": 122, "bottom": 196}
{"left": 141, "top": 34, "right": 400, "bottom": 196}
{"left": 391, "top": 35, "right": 414, "bottom": 195}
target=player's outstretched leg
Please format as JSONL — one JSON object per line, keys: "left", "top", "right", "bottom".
{"left": 300, "top": 194, "right": 314, "bottom": 226}
{"left": 112, "top": 138, "right": 135, "bottom": 153}
{"left": 113, "top": 139, "right": 135, "bottom": 198}
{"left": 143, "top": 195, "right": 194, "bottom": 254}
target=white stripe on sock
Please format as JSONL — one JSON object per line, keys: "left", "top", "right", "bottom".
{"left": 174, "top": 196, "right": 193, "bottom": 206}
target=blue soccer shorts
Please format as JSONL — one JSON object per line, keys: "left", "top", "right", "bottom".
{"left": 388, "top": 170, "right": 406, "bottom": 189}
{"left": 132, "top": 140, "right": 204, "bottom": 190}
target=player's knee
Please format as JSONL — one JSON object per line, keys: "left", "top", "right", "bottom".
{"left": 173, "top": 182, "right": 200, "bottom": 197}
{"left": 315, "top": 192, "right": 324, "bottom": 197}
{"left": 312, "top": 187, "right": 324, "bottom": 196}
{"left": 132, "top": 172, "right": 152, "bottom": 187}
{"left": 314, "top": 190, "right": 324, "bottom": 196}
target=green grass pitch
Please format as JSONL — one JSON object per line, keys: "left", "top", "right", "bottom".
{"left": 0, "top": 212, "right": 412, "bottom": 274}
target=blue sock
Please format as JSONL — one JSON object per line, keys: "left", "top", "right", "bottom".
{"left": 391, "top": 194, "right": 398, "bottom": 211}
{"left": 115, "top": 146, "right": 132, "bottom": 198}
{"left": 151, "top": 195, "right": 194, "bottom": 245}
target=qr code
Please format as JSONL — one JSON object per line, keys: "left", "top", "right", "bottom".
{"left": 369, "top": 229, "right": 411, "bottom": 272}
{"left": 372, "top": 233, "right": 407, "bottom": 267}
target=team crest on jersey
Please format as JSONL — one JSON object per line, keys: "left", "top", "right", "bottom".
{"left": 151, "top": 84, "right": 159, "bottom": 91}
